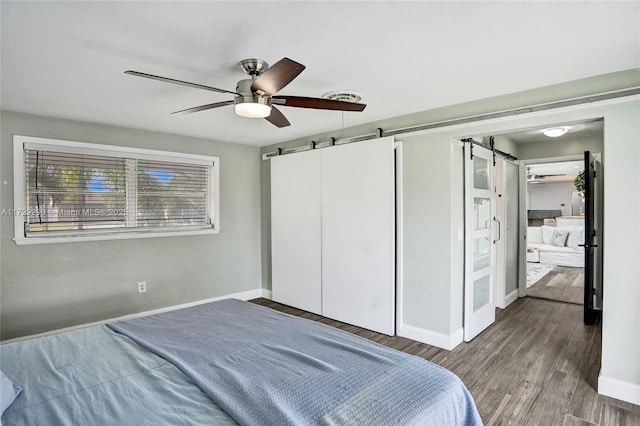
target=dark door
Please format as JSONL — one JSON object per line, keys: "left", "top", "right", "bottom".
{"left": 582, "top": 151, "right": 598, "bottom": 324}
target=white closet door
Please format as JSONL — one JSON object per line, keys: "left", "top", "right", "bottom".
{"left": 271, "top": 150, "right": 322, "bottom": 314}
{"left": 321, "top": 137, "right": 395, "bottom": 335}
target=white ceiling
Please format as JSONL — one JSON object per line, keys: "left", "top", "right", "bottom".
{"left": 2, "top": 2, "right": 638, "bottom": 147}
{"left": 508, "top": 119, "right": 604, "bottom": 144}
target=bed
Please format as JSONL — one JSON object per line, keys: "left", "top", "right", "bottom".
{"left": 1, "top": 299, "right": 482, "bottom": 425}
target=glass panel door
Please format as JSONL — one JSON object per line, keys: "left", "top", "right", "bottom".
{"left": 464, "top": 143, "right": 496, "bottom": 342}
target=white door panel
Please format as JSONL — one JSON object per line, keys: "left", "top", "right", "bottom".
{"left": 321, "top": 137, "right": 395, "bottom": 335}
{"left": 464, "top": 144, "right": 496, "bottom": 341}
{"left": 505, "top": 161, "right": 520, "bottom": 301}
{"left": 271, "top": 150, "right": 322, "bottom": 314}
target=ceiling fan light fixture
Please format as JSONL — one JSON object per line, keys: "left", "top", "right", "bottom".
{"left": 543, "top": 127, "right": 568, "bottom": 137}
{"left": 234, "top": 96, "right": 272, "bottom": 118}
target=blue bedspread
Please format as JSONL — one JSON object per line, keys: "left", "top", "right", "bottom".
{"left": 0, "top": 326, "right": 238, "bottom": 426}
{"left": 108, "top": 299, "right": 482, "bottom": 426}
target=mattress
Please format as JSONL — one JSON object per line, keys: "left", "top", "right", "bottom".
{"left": 1, "top": 299, "right": 483, "bottom": 425}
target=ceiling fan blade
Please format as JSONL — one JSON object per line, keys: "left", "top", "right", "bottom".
{"left": 171, "top": 100, "right": 234, "bottom": 115}
{"left": 264, "top": 106, "right": 290, "bottom": 128}
{"left": 273, "top": 95, "right": 366, "bottom": 111}
{"left": 251, "top": 58, "right": 306, "bottom": 96}
{"left": 125, "top": 70, "right": 239, "bottom": 95}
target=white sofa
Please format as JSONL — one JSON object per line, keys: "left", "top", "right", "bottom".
{"left": 527, "top": 225, "right": 584, "bottom": 268}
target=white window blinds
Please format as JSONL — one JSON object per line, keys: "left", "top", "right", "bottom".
{"left": 25, "top": 150, "right": 128, "bottom": 234}
{"left": 136, "top": 159, "right": 210, "bottom": 228}
{"left": 18, "top": 137, "right": 218, "bottom": 241}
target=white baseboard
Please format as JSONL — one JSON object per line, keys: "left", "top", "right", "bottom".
{"left": 598, "top": 374, "right": 640, "bottom": 406}
{"left": 398, "top": 323, "right": 464, "bottom": 350}
{"left": 2, "top": 288, "right": 266, "bottom": 344}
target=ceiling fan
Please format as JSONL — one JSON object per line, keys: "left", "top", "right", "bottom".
{"left": 526, "top": 166, "right": 566, "bottom": 183}
{"left": 125, "top": 57, "right": 366, "bottom": 128}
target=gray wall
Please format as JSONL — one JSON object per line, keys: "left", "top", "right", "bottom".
{"left": 492, "top": 135, "right": 520, "bottom": 159}
{"left": 1, "top": 111, "right": 262, "bottom": 340}
{"left": 528, "top": 182, "right": 576, "bottom": 216}
{"left": 518, "top": 135, "right": 603, "bottom": 160}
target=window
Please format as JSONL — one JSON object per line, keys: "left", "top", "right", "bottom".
{"left": 12, "top": 136, "right": 219, "bottom": 244}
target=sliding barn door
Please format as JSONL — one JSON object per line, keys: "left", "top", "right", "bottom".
{"left": 321, "top": 137, "right": 396, "bottom": 335}
{"left": 464, "top": 143, "right": 496, "bottom": 341}
{"left": 271, "top": 150, "right": 322, "bottom": 314}
{"left": 494, "top": 159, "right": 519, "bottom": 309}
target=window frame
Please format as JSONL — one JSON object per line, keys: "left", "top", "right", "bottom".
{"left": 12, "top": 135, "right": 220, "bottom": 245}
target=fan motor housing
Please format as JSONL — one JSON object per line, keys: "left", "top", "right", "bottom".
{"left": 234, "top": 78, "right": 272, "bottom": 118}
{"left": 236, "top": 79, "right": 255, "bottom": 96}
{"left": 234, "top": 95, "right": 272, "bottom": 108}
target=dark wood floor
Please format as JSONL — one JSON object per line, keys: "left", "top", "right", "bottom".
{"left": 527, "top": 265, "right": 584, "bottom": 305}
{"left": 250, "top": 297, "right": 640, "bottom": 426}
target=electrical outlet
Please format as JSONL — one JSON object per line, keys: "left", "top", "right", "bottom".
{"left": 138, "top": 281, "right": 147, "bottom": 293}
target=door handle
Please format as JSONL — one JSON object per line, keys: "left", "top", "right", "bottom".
{"left": 493, "top": 218, "right": 501, "bottom": 244}
{"left": 579, "top": 243, "right": 599, "bottom": 249}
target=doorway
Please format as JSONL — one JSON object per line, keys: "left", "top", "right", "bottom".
{"left": 489, "top": 118, "right": 604, "bottom": 322}
{"left": 524, "top": 160, "right": 585, "bottom": 305}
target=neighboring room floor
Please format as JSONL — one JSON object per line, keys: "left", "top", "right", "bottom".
{"left": 251, "top": 297, "right": 640, "bottom": 426}
{"left": 527, "top": 264, "right": 584, "bottom": 305}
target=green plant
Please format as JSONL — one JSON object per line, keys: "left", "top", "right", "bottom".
{"left": 574, "top": 170, "right": 585, "bottom": 199}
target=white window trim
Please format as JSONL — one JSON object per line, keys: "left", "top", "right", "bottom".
{"left": 12, "top": 135, "right": 220, "bottom": 245}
